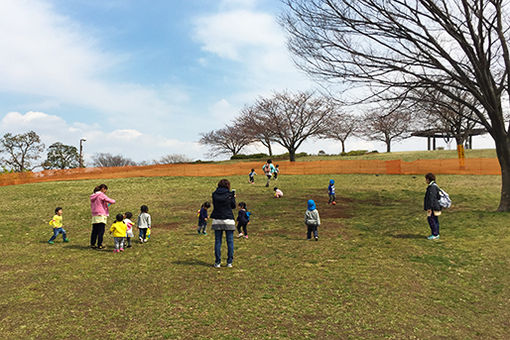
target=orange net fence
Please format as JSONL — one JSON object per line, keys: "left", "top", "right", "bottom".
{"left": 0, "top": 158, "right": 501, "bottom": 187}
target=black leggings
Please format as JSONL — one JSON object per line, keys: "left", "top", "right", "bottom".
{"left": 237, "top": 223, "right": 248, "bottom": 235}
{"left": 91, "top": 223, "right": 106, "bottom": 247}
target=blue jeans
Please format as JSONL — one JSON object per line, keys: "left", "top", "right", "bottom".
{"left": 427, "top": 215, "right": 440, "bottom": 236}
{"left": 49, "top": 227, "right": 67, "bottom": 242}
{"left": 214, "top": 230, "right": 234, "bottom": 265}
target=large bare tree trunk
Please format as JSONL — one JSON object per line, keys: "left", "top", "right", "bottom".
{"left": 495, "top": 135, "right": 510, "bottom": 211}
{"left": 289, "top": 148, "right": 296, "bottom": 162}
{"left": 341, "top": 140, "right": 346, "bottom": 154}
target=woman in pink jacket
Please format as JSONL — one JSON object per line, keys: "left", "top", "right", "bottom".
{"left": 90, "top": 184, "right": 115, "bottom": 249}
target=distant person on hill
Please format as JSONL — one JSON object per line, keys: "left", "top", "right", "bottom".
{"left": 110, "top": 214, "right": 127, "bottom": 253}
{"left": 273, "top": 164, "right": 280, "bottom": 180}
{"left": 48, "top": 207, "right": 69, "bottom": 244}
{"left": 90, "top": 184, "right": 115, "bottom": 249}
{"left": 328, "top": 179, "right": 336, "bottom": 205}
{"left": 197, "top": 201, "right": 211, "bottom": 235}
{"left": 138, "top": 205, "right": 151, "bottom": 243}
{"left": 424, "top": 173, "right": 441, "bottom": 240}
{"left": 262, "top": 159, "right": 276, "bottom": 187}
{"left": 273, "top": 187, "right": 283, "bottom": 198}
{"left": 123, "top": 212, "right": 135, "bottom": 248}
{"left": 236, "top": 202, "right": 250, "bottom": 239}
{"left": 305, "top": 199, "right": 320, "bottom": 241}
{"left": 210, "top": 179, "right": 236, "bottom": 268}
{"left": 248, "top": 168, "right": 257, "bottom": 184}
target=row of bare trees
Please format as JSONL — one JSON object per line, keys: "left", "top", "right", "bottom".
{"left": 199, "top": 89, "right": 480, "bottom": 160}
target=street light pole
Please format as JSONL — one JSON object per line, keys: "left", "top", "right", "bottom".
{"left": 79, "top": 138, "right": 86, "bottom": 168}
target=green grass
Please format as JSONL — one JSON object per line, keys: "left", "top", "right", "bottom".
{"left": 0, "top": 173, "right": 508, "bottom": 339}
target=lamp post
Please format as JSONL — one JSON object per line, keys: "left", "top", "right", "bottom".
{"left": 79, "top": 138, "right": 86, "bottom": 168}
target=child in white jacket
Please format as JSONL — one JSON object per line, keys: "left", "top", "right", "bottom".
{"left": 305, "top": 199, "right": 320, "bottom": 241}
{"left": 138, "top": 205, "right": 151, "bottom": 243}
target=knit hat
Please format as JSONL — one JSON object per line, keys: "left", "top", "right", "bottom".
{"left": 307, "top": 199, "right": 316, "bottom": 211}
{"left": 329, "top": 179, "right": 335, "bottom": 185}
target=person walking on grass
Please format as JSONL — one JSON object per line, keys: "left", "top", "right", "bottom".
{"left": 138, "top": 205, "right": 151, "bottom": 243}
{"left": 123, "top": 212, "right": 135, "bottom": 248}
{"left": 236, "top": 202, "right": 250, "bottom": 239}
{"left": 328, "top": 179, "right": 336, "bottom": 205}
{"left": 110, "top": 214, "right": 127, "bottom": 253}
{"left": 305, "top": 199, "right": 320, "bottom": 241}
{"left": 262, "top": 159, "right": 275, "bottom": 187}
{"left": 90, "top": 184, "right": 115, "bottom": 249}
{"left": 248, "top": 168, "right": 257, "bottom": 184}
{"left": 48, "top": 207, "right": 69, "bottom": 244}
{"left": 424, "top": 173, "right": 441, "bottom": 240}
{"left": 273, "top": 164, "right": 280, "bottom": 180}
{"left": 197, "top": 201, "right": 211, "bottom": 235}
{"left": 210, "top": 179, "right": 236, "bottom": 268}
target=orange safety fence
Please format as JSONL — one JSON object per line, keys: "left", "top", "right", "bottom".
{"left": 0, "top": 158, "right": 501, "bottom": 187}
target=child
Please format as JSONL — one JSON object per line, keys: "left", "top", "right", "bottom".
{"left": 48, "top": 207, "right": 69, "bottom": 244}
{"left": 138, "top": 205, "right": 151, "bottom": 243}
{"left": 262, "top": 159, "right": 275, "bottom": 187}
{"left": 248, "top": 169, "right": 257, "bottom": 184}
{"left": 110, "top": 214, "right": 127, "bottom": 252}
{"left": 236, "top": 202, "right": 250, "bottom": 239}
{"left": 273, "top": 164, "right": 280, "bottom": 180}
{"left": 305, "top": 199, "right": 320, "bottom": 241}
{"left": 328, "top": 179, "right": 336, "bottom": 205}
{"left": 197, "top": 202, "right": 211, "bottom": 235}
{"left": 123, "top": 212, "right": 134, "bottom": 248}
{"left": 274, "top": 187, "right": 283, "bottom": 198}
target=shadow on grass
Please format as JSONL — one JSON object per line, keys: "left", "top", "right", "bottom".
{"left": 172, "top": 259, "right": 212, "bottom": 267}
{"left": 63, "top": 244, "right": 110, "bottom": 251}
{"left": 391, "top": 233, "right": 425, "bottom": 239}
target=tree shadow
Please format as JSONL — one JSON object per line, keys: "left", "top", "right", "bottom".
{"left": 172, "top": 259, "right": 213, "bottom": 267}
{"left": 391, "top": 233, "right": 425, "bottom": 239}
{"left": 63, "top": 244, "right": 108, "bottom": 251}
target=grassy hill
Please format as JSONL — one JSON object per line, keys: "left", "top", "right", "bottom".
{"left": 0, "top": 172, "right": 508, "bottom": 338}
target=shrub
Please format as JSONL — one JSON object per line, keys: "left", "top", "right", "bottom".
{"left": 341, "top": 150, "right": 368, "bottom": 156}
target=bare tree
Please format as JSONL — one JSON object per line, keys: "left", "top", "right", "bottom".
{"left": 281, "top": 0, "right": 510, "bottom": 211}
{"left": 361, "top": 106, "right": 413, "bottom": 153}
{"left": 0, "top": 131, "right": 45, "bottom": 172}
{"left": 155, "top": 154, "right": 191, "bottom": 164}
{"left": 237, "top": 105, "right": 276, "bottom": 156}
{"left": 92, "top": 153, "right": 136, "bottom": 167}
{"left": 199, "top": 124, "right": 253, "bottom": 158}
{"left": 43, "top": 142, "right": 80, "bottom": 170}
{"left": 322, "top": 112, "right": 359, "bottom": 153}
{"left": 255, "top": 90, "right": 335, "bottom": 161}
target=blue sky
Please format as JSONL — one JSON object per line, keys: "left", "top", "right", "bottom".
{"left": 0, "top": 0, "right": 494, "bottom": 163}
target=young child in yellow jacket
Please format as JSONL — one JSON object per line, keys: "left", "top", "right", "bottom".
{"left": 48, "top": 207, "right": 69, "bottom": 244}
{"left": 110, "top": 214, "right": 127, "bottom": 253}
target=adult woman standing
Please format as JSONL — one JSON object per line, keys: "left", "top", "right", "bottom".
{"left": 90, "top": 184, "right": 115, "bottom": 249}
{"left": 424, "top": 173, "right": 441, "bottom": 240}
{"left": 210, "top": 179, "right": 236, "bottom": 267}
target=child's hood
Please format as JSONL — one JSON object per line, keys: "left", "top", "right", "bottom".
{"left": 307, "top": 199, "right": 316, "bottom": 211}
{"left": 90, "top": 191, "right": 104, "bottom": 202}
{"left": 329, "top": 179, "right": 335, "bottom": 185}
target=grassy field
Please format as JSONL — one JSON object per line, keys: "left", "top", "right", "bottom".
{"left": 0, "top": 173, "right": 508, "bottom": 339}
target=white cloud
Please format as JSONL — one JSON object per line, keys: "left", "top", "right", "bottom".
{"left": 0, "top": 111, "right": 206, "bottom": 163}
{"left": 0, "top": 0, "right": 185, "bottom": 131}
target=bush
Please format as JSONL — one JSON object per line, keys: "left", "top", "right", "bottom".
{"left": 230, "top": 153, "right": 269, "bottom": 160}
{"left": 318, "top": 150, "right": 326, "bottom": 155}
{"left": 341, "top": 150, "right": 368, "bottom": 156}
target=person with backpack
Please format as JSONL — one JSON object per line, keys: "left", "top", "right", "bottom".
{"left": 424, "top": 173, "right": 442, "bottom": 240}
{"left": 262, "top": 159, "right": 276, "bottom": 187}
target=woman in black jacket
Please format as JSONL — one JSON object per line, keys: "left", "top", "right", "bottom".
{"left": 424, "top": 173, "right": 441, "bottom": 239}
{"left": 210, "top": 179, "right": 236, "bottom": 267}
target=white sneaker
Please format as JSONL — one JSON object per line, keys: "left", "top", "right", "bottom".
{"left": 238, "top": 233, "right": 243, "bottom": 238}
{"left": 144, "top": 238, "right": 148, "bottom": 243}
{"left": 227, "top": 263, "right": 233, "bottom": 268}
{"left": 214, "top": 263, "right": 220, "bottom": 268}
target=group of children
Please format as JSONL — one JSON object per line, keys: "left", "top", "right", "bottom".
{"left": 48, "top": 205, "right": 152, "bottom": 253}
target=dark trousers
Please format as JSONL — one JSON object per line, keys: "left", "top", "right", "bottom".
{"left": 427, "top": 215, "right": 440, "bottom": 236}
{"left": 307, "top": 225, "right": 318, "bottom": 239}
{"left": 91, "top": 223, "right": 105, "bottom": 247}
{"left": 139, "top": 228, "right": 148, "bottom": 240}
{"left": 328, "top": 194, "right": 336, "bottom": 203}
{"left": 237, "top": 223, "right": 248, "bottom": 235}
